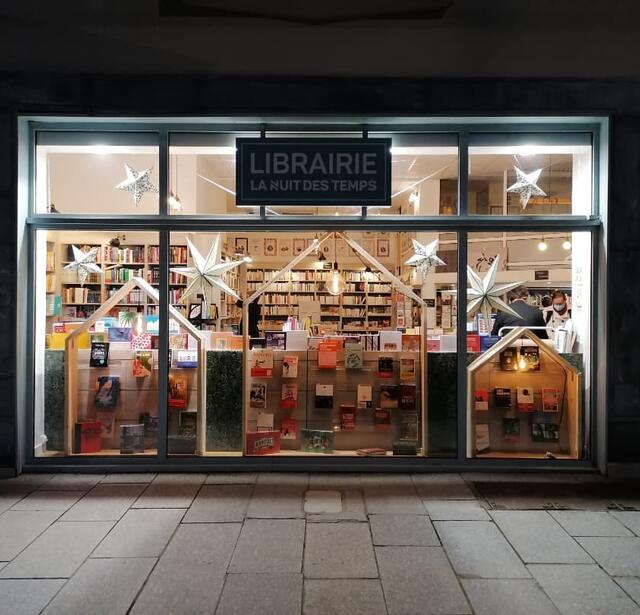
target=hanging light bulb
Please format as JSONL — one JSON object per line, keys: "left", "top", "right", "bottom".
{"left": 518, "top": 345, "right": 527, "bottom": 371}
{"left": 537, "top": 237, "right": 548, "bottom": 252}
{"left": 562, "top": 238, "right": 572, "bottom": 250}
{"left": 133, "top": 312, "right": 147, "bottom": 337}
{"left": 326, "top": 262, "right": 346, "bottom": 296}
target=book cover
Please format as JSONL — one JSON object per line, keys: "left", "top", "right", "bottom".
{"left": 503, "top": 417, "right": 521, "bottom": 443}
{"left": 474, "top": 389, "right": 489, "bottom": 411}
{"left": 108, "top": 327, "right": 132, "bottom": 343}
{"left": 494, "top": 387, "right": 512, "bottom": 409}
{"left": 265, "top": 331, "right": 286, "bottom": 350}
{"left": 96, "top": 410, "right": 116, "bottom": 438}
{"left": 356, "top": 447, "right": 387, "bottom": 456}
{"left": 257, "top": 412, "right": 274, "bottom": 431}
{"left": 340, "top": 404, "right": 356, "bottom": 430}
{"left": 315, "top": 384, "right": 334, "bottom": 409}
{"left": 378, "top": 356, "right": 394, "bottom": 378}
{"left": 280, "top": 417, "right": 297, "bottom": 440}
{"left": 251, "top": 349, "right": 274, "bottom": 377}
{"left": 373, "top": 408, "right": 391, "bottom": 430}
{"left": 466, "top": 334, "right": 481, "bottom": 353}
{"left": 379, "top": 330, "right": 402, "bottom": 351}
{"left": 357, "top": 384, "right": 373, "bottom": 409}
{"left": 178, "top": 411, "right": 197, "bottom": 438}
{"left": 399, "top": 384, "right": 417, "bottom": 410}
{"left": 480, "top": 335, "right": 501, "bottom": 351}
{"left": 301, "top": 428, "right": 334, "bottom": 454}
{"left": 499, "top": 347, "right": 517, "bottom": 371}
{"left": 380, "top": 385, "right": 399, "bottom": 409}
{"left": 476, "top": 424, "right": 490, "bottom": 452}
{"left": 131, "top": 332, "right": 153, "bottom": 350}
{"left": 73, "top": 421, "right": 102, "bottom": 454}
{"left": 169, "top": 333, "right": 188, "bottom": 350}
{"left": 399, "top": 357, "right": 416, "bottom": 382}
{"left": 531, "top": 422, "right": 560, "bottom": 443}
{"left": 517, "top": 386, "right": 535, "bottom": 412}
{"left": 246, "top": 430, "right": 281, "bottom": 455}
{"left": 317, "top": 342, "right": 337, "bottom": 369}
{"left": 120, "top": 424, "right": 145, "bottom": 454}
{"left": 282, "top": 355, "right": 299, "bottom": 378}
{"left": 399, "top": 412, "right": 419, "bottom": 441}
{"left": 542, "top": 387, "right": 560, "bottom": 413}
{"left": 176, "top": 350, "right": 198, "bottom": 368}
{"left": 94, "top": 376, "right": 120, "bottom": 408}
{"left": 139, "top": 412, "right": 158, "bottom": 439}
{"left": 280, "top": 383, "right": 298, "bottom": 410}
{"left": 344, "top": 342, "right": 364, "bottom": 370}
{"left": 89, "top": 342, "right": 109, "bottom": 368}
{"left": 249, "top": 382, "right": 267, "bottom": 409}
{"left": 132, "top": 350, "right": 153, "bottom": 378}
{"left": 402, "top": 334, "right": 421, "bottom": 352}
{"left": 168, "top": 374, "right": 188, "bottom": 408}
{"left": 521, "top": 346, "right": 540, "bottom": 371}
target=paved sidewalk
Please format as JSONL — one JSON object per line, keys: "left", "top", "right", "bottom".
{"left": 1, "top": 472, "right": 640, "bottom": 614}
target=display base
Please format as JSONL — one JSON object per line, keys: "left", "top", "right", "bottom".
{"left": 475, "top": 451, "right": 575, "bottom": 460}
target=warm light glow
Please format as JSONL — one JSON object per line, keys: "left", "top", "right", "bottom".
{"left": 243, "top": 256, "right": 253, "bottom": 263}
{"left": 134, "top": 313, "right": 146, "bottom": 336}
{"left": 89, "top": 144, "right": 113, "bottom": 156}
{"left": 518, "top": 355, "right": 527, "bottom": 370}
{"left": 562, "top": 239, "right": 572, "bottom": 250}
{"left": 326, "top": 264, "right": 346, "bottom": 296}
{"left": 537, "top": 239, "right": 548, "bottom": 252}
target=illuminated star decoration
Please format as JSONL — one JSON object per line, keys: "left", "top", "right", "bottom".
{"left": 63, "top": 245, "right": 103, "bottom": 286}
{"left": 170, "top": 235, "right": 244, "bottom": 319}
{"left": 405, "top": 238, "right": 446, "bottom": 277}
{"left": 467, "top": 255, "right": 525, "bottom": 326}
{"left": 115, "top": 163, "right": 158, "bottom": 207}
{"left": 506, "top": 166, "right": 546, "bottom": 209}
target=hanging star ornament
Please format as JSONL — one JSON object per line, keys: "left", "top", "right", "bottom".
{"left": 171, "top": 235, "right": 244, "bottom": 318}
{"left": 506, "top": 166, "right": 546, "bottom": 209}
{"left": 405, "top": 238, "right": 445, "bottom": 277}
{"left": 115, "top": 163, "right": 158, "bottom": 207}
{"left": 63, "top": 245, "right": 104, "bottom": 286}
{"left": 467, "top": 255, "right": 525, "bottom": 326}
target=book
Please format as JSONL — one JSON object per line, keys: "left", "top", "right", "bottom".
{"left": 399, "top": 384, "right": 417, "bottom": 410}
{"left": 120, "top": 424, "right": 145, "bottom": 454}
{"left": 96, "top": 410, "right": 116, "bottom": 438}
{"left": 73, "top": 421, "right": 102, "bottom": 453}
{"left": 282, "top": 355, "right": 298, "bottom": 378}
{"left": 517, "top": 386, "right": 535, "bottom": 412}
{"left": 139, "top": 412, "right": 158, "bottom": 439}
{"left": 480, "top": 335, "right": 501, "bottom": 351}
{"left": 380, "top": 385, "right": 399, "bottom": 409}
{"left": 89, "top": 342, "right": 109, "bottom": 367}
{"left": 280, "top": 383, "right": 298, "bottom": 410}
{"left": 318, "top": 342, "right": 337, "bottom": 369}
{"left": 132, "top": 350, "right": 153, "bottom": 378}
{"left": 400, "top": 357, "right": 416, "bottom": 382}
{"left": 301, "top": 428, "right": 334, "bottom": 454}
{"left": 373, "top": 408, "right": 391, "bottom": 430}
{"left": 521, "top": 346, "right": 540, "bottom": 371}
{"left": 169, "top": 333, "right": 188, "bottom": 349}
{"left": 499, "top": 347, "right": 518, "bottom": 371}
{"left": 249, "top": 382, "right": 267, "bottom": 409}
{"left": 257, "top": 412, "right": 274, "bottom": 431}
{"left": 402, "top": 334, "right": 421, "bottom": 352}
{"left": 265, "top": 331, "right": 286, "bottom": 350}
{"left": 503, "top": 418, "right": 521, "bottom": 443}
{"left": 108, "top": 327, "right": 132, "bottom": 343}
{"left": 315, "top": 384, "right": 334, "bottom": 409}
{"left": 168, "top": 374, "right": 188, "bottom": 408}
{"left": 344, "top": 342, "right": 364, "bottom": 370}
{"left": 131, "top": 332, "right": 153, "bottom": 350}
{"left": 378, "top": 356, "right": 394, "bottom": 378}
{"left": 399, "top": 412, "right": 419, "bottom": 441}
{"left": 474, "top": 389, "right": 489, "bottom": 411}
{"left": 340, "top": 404, "right": 356, "bottom": 430}
{"left": 476, "top": 424, "right": 490, "bottom": 452}
{"left": 466, "top": 334, "right": 481, "bottom": 352}
{"left": 379, "top": 330, "right": 402, "bottom": 351}
{"left": 176, "top": 350, "right": 198, "bottom": 368}
{"left": 95, "top": 376, "right": 120, "bottom": 408}
{"left": 280, "top": 417, "right": 297, "bottom": 440}
{"left": 246, "top": 430, "right": 281, "bottom": 455}
{"left": 531, "top": 422, "right": 560, "bottom": 443}
{"left": 178, "top": 411, "right": 197, "bottom": 438}
{"left": 251, "top": 349, "right": 273, "bottom": 378}
{"left": 494, "top": 387, "right": 512, "bottom": 409}
{"left": 356, "top": 447, "right": 388, "bottom": 456}
{"left": 357, "top": 384, "right": 373, "bottom": 409}
{"left": 542, "top": 387, "right": 560, "bottom": 413}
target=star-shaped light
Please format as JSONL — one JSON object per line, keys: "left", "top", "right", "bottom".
{"left": 506, "top": 166, "right": 546, "bottom": 209}
{"left": 115, "top": 163, "right": 158, "bottom": 207}
{"left": 467, "top": 255, "right": 525, "bottom": 326}
{"left": 63, "top": 245, "right": 103, "bottom": 286}
{"left": 171, "top": 235, "right": 244, "bottom": 318}
{"left": 405, "top": 238, "right": 445, "bottom": 276}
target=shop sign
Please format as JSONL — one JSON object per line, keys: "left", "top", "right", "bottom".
{"left": 535, "top": 270, "right": 550, "bottom": 280}
{"left": 236, "top": 138, "right": 391, "bottom": 205}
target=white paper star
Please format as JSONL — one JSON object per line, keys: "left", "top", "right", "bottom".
{"left": 506, "top": 166, "right": 546, "bottom": 209}
{"left": 171, "top": 235, "right": 244, "bottom": 318}
{"left": 467, "top": 255, "right": 525, "bottom": 326}
{"left": 115, "top": 163, "right": 158, "bottom": 207}
{"left": 63, "top": 245, "right": 103, "bottom": 286}
{"left": 405, "top": 238, "right": 445, "bottom": 277}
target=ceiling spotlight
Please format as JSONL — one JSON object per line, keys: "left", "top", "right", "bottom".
{"left": 562, "top": 238, "right": 572, "bottom": 250}
{"left": 537, "top": 238, "right": 548, "bottom": 252}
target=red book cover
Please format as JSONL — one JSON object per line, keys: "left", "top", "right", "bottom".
{"left": 340, "top": 404, "right": 356, "bottom": 430}
{"left": 373, "top": 408, "right": 391, "bottom": 430}
{"left": 280, "top": 417, "right": 297, "bottom": 440}
{"left": 466, "top": 334, "right": 481, "bottom": 352}
{"left": 317, "top": 342, "right": 338, "bottom": 369}
{"left": 74, "top": 421, "right": 102, "bottom": 454}
{"left": 246, "top": 430, "right": 281, "bottom": 455}
{"left": 168, "top": 374, "right": 188, "bottom": 409}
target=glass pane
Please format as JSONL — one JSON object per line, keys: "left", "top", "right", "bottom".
{"left": 468, "top": 136, "right": 592, "bottom": 216}
{"left": 35, "top": 133, "right": 159, "bottom": 215}
{"left": 466, "top": 231, "right": 591, "bottom": 460}
{"left": 34, "top": 230, "right": 159, "bottom": 457}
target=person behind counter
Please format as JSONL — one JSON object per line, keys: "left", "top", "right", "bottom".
{"left": 543, "top": 290, "right": 572, "bottom": 338}
{"left": 491, "top": 285, "right": 548, "bottom": 339}
{"left": 236, "top": 297, "right": 261, "bottom": 338}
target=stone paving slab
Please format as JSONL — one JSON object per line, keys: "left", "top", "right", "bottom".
{"left": 307, "top": 473, "right": 363, "bottom": 490}
{"left": 303, "top": 579, "right": 387, "bottom": 615}
{"left": 256, "top": 473, "right": 309, "bottom": 488}
{"left": 61, "top": 484, "right": 146, "bottom": 521}
{"left": 0, "top": 521, "right": 114, "bottom": 578}
{"left": 132, "top": 480, "right": 202, "bottom": 509}
{"left": 217, "top": 573, "right": 302, "bottom": 615}
{"left": 304, "top": 490, "right": 342, "bottom": 514}
{"left": 370, "top": 514, "right": 440, "bottom": 546}
{"left": 376, "top": 546, "right": 471, "bottom": 615}
{"left": 490, "top": 510, "right": 593, "bottom": 564}
{"left": 550, "top": 510, "right": 633, "bottom": 537}
{"left": 100, "top": 473, "right": 157, "bottom": 484}
{"left": 183, "top": 484, "right": 252, "bottom": 523}
{"left": 43, "top": 557, "right": 156, "bottom": 615}
{"left": 435, "top": 520, "right": 530, "bottom": 578}
{"left": 306, "top": 490, "right": 366, "bottom": 522}
{"left": 40, "top": 474, "right": 104, "bottom": 491}
{"left": 246, "top": 484, "right": 305, "bottom": 518}
{"left": 363, "top": 483, "right": 424, "bottom": 515}
{"left": 304, "top": 522, "right": 378, "bottom": 579}
{"left": 0, "top": 490, "right": 33, "bottom": 515}
{"left": 205, "top": 472, "right": 257, "bottom": 484}
{"left": 577, "top": 536, "right": 640, "bottom": 576}
{"left": 616, "top": 577, "right": 640, "bottom": 607}
{"left": 0, "top": 579, "right": 66, "bottom": 615}
{"left": 423, "top": 499, "right": 490, "bottom": 521}
{"left": 611, "top": 511, "right": 640, "bottom": 536}
{"left": 461, "top": 579, "right": 560, "bottom": 615}
{"left": 529, "top": 563, "right": 640, "bottom": 615}
{"left": 10, "top": 490, "right": 86, "bottom": 512}
{"left": 0, "top": 510, "right": 61, "bottom": 560}
{"left": 412, "top": 473, "right": 476, "bottom": 500}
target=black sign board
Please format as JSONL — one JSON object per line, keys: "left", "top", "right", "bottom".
{"left": 534, "top": 270, "right": 550, "bottom": 281}
{"left": 236, "top": 138, "right": 391, "bottom": 206}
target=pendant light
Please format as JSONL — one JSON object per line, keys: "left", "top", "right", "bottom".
{"left": 562, "top": 237, "right": 572, "bottom": 250}
{"left": 537, "top": 236, "right": 548, "bottom": 252}
{"left": 326, "top": 233, "right": 346, "bottom": 296}
{"left": 168, "top": 155, "right": 183, "bottom": 212}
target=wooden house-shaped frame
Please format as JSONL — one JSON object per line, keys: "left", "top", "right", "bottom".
{"left": 64, "top": 277, "right": 206, "bottom": 455}
{"left": 467, "top": 326, "right": 582, "bottom": 460}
